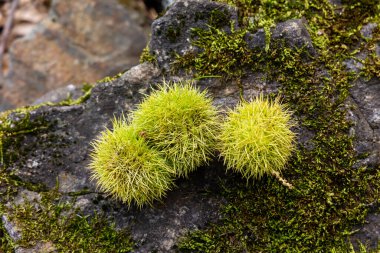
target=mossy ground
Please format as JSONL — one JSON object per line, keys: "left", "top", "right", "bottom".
{"left": 175, "top": 0, "right": 380, "bottom": 252}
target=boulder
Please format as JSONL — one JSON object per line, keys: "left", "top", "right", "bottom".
{"left": 2, "top": 0, "right": 150, "bottom": 109}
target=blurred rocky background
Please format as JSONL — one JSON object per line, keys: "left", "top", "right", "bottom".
{"left": 0, "top": 0, "right": 170, "bottom": 111}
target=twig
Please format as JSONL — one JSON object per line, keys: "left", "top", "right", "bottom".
{"left": 271, "top": 171, "right": 294, "bottom": 189}
{"left": 0, "top": 0, "right": 19, "bottom": 82}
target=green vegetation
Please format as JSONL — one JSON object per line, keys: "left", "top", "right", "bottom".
{"left": 174, "top": 22, "right": 252, "bottom": 80}
{"left": 90, "top": 118, "right": 175, "bottom": 207}
{"left": 0, "top": 111, "right": 50, "bottom": 167}
{"left": 219, "top": 96, "right": 295, "bottom": 180}
{"left": 131, "top": 82, "right": 220, "bottom": 177}
{"left": 175, "top": 0, "right": 380, "bottom": 252}
{"left": 140, "top": 45, "right": 157, "bottom": 64}
{"left": 1, "top": 190, "right": 134, "bottom": 252}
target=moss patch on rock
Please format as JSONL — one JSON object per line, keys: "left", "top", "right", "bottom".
{"left": 176, "top": 0, "right": 380, "bottom": 252}
{"left": 0, "top": 72, "right": 135, "bottom": 252}
{"left": 1, "top": 190, "right": 134, "bottom": 252}
{"left": 140, "top": 45, "right": 158, "bottom": 64}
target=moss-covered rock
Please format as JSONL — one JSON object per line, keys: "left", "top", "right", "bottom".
{"left": 1, "top": 0, "right": 380, "bottom": 252}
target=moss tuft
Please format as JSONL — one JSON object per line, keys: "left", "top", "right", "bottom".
{"left": 140, "top": 45, "right": 157, "bottom": 64}
{"left": 208, "top": 9, "right": 231, "bottom": 28}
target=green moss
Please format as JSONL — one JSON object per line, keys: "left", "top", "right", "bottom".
{"left": 96, "top": 72, "right": 124, "bottom": 84}
{"left": 331, "top": 241, "right": 380, "bottom": 253}
{"left": 175, "top": 0, "right": 380, "bottom": 252}
{"left": 140, "top": 45, "right": 157, "bottom": 64}
{"left": 2, "top": 190, "right": 134, "bottom": 252}
{"left": 58, "top": 72, "right": 128, "bottom": 106}
{"left": 360, "top": 26, "right": 380, "bottom": 79}
{"left": 208, "top": 9, "right": 231, "bottom": 28}
{"left": 0, "top": 111, "right": 50, "bottom": 166}
{"left": 0, "top": 73, "right": 132, "bottom": 252}
{"left": 174, "top": 22, "right": 252, "bottom": 80}
{"left": 0, "top": 217, "right": 14, "bottom": 251}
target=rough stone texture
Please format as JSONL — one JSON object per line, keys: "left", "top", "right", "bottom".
{"left": 15, "top": 242, "right": 56, "bottom": 253}
{"left": 2, "top": 214, "right": 22, "bottom": 242}
{"left": 345, "top": 22, "right": 380, "bottom": 249}
{"left": 361, "top": 23, "right": 378, "bottom": 39}
{"left": 149, "top": 0, "right": 238, "bottom": 70}
{"left": 350, "top": 212, "right": 380, "bottom": 250}
{"left": 32, "top": 84, "right": 84, "bottom": 106}
{"left": 344, "top": 23, "right": 379, "bottom": 73}
{"left": 5, "top": 63, "right": 160, "bottom": 192}
{"left": 149, "top": 0, "right": 315, "bottom": 72}
{"left": 349, "top": 77, "right": 380, "bottom": 168}
{"left": 1, "top": 63, "right": 225, "bottom": 252}
{"left": 2, "top": 0, "right": 149, "bottom": 110}
{"left": 246, "top": 18, "right": 316, "bottom": 56}
{"left": 343, "top": 21, "right": 380, "bottom": 169}
{"left": 1, "top": 0, "right": 380, "bottom": 252}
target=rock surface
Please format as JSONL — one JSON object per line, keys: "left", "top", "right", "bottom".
{"left": 349, "top": 77, "right": 380, "bottom": 168}
{"left": 1, "top": 0, "right": 380, "bottom": 252}
{"left": 2, "top": 0, "right": 150, "bottom": 110}
{"left": 149, "top": 0, "right": 238, "bottom": 70}
{"left": 2, "top": 62, "right": 225, "bottom": 252}
{"left": 245, "top": 18, "right": 316, "bottom": 56}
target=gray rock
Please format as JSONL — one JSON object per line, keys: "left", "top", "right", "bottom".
{"left": 1, "top": 62, "right": 225, "bottom": 252}
{"left": 344, "top": 57, "right": 365, "bottom": 73}
{"left": 270, "top": 19, "right": 316, "bottom": 56}
{"left": 5, "top": 63, "right": 160, "bottom": 192}
{"left": 350, "top": 212, "right": 380, "bottom": 251}
{"left": 32, "top": 84, "right": 84, "bottom": 106}
{"left": 2, "top": 214, "right": 22, "bottom": 242}
{"left": 2, "top": 0, "right": 149, "bottom": 110}
{"left": 149, "top": 0, "right": 238, "bottom": 70}
{"left": 346, "top": 21, "right": 380, "bottom": 250}
{"left": 245, "top": 19, "right": 316, "bottom": 56}
{"left": 245, "top": 28, "right": 267, "bottom": 50}
{"left": 15, "top": 242, "right": 56, "bottom": 253}
{"left": 11, "top": 189, "right": 42, "bottom": 207}
{"left": 361, "top": 23, "right": 378, "bottom": 39}
{"left": 349, "top": 77, "right": 380, "bottom": 167}
{"left": 150, "top": 0, "right": 315, "bottom": 74}
{"left": 344, "top": 23, "right": 379, "bottom": 73}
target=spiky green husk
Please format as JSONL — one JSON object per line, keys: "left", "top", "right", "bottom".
{"left": 89, "top": 119, "right": 175, "bottom": 208}
{"left": 131, "top": 82, "right": 220, "bottom": 177}
{"left": 219, "top": 96, "right": 295, "bottom": 180}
